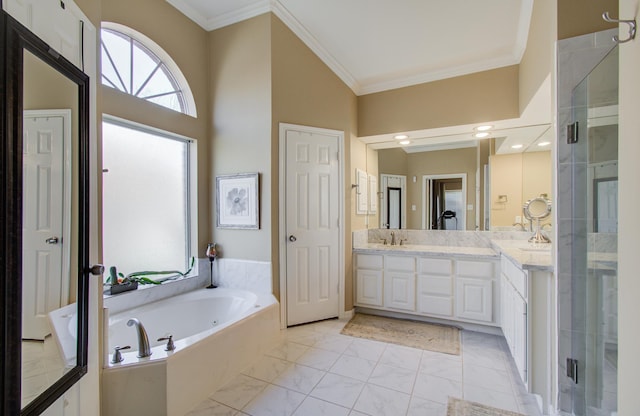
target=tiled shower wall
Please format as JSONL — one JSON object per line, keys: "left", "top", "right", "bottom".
{"left": 556, "top": 28, "right": 617, "bottom": 414}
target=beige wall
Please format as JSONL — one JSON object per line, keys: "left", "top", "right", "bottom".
{"left": 101, "top": 0, "right": 211, "bottom": 253}
{"left": 270, "top": 14, "right": 358, "bottom": 307}
{"left": 357, "top": 65, "right": 519, "bottom": 137}
{"left": 406, "top": 147, "right": 478, "bottom": 230}
{"left": 377, "top": 147, "right": 480, "bottom": 230}
{"left": 557, "top": 0, "right": 618, "bottom": 40}
{"left": 519, "top": 0, "right": 554, "bottom": 116}
{"left": 209, "top": 14, "right": 272, "bottom": 264}
{"left": 490, "top": 153, "right": 524, "bottom": 227}
{"left": 378, "top": 147, "right": 478, "bottom": 230}
{"left": 522, "top": 151, "right": 552, "bottom": 202}
{"left": 490, "top": 151, "right": 551, "bottom": 227}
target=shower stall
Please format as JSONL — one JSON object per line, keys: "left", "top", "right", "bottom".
{"left": 557, "top": 29, "right": 618, "bottom": 415}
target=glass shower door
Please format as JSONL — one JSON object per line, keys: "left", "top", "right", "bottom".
{"left": 569, "top": 45, "right": 618, "bottom": 416}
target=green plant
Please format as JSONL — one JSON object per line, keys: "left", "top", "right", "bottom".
{"left": 106, "top": 257, "right": 196, "bottom": 286}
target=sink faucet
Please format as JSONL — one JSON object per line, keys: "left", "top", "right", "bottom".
{"left": 390, "top": 231, "right": 396, "bottom": 246}
{"left": 127, "top": 318, "right": 152, "bottom": 358}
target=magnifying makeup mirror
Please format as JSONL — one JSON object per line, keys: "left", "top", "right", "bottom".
{"left": 523, "top": 196, "right": 552, "bottom": 243}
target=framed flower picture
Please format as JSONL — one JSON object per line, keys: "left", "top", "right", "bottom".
{"left": 216, "top": 173, "right": 259, "bottom": 229}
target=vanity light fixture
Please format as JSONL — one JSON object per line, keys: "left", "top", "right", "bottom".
{"left": 537, "top": 141, "right": 551, "bottom": 147}
{"left": 394, "top": 134, "right": 409, "bottom": 140}
{"left": 474, "top": 132, "right": 490, "bottom": 138}
{"left": 399, "top": 140, "right": 411, "bottom": 145}
{"left": 475, "top": 125, "right": 493, "bottom": 131}
{"left": 511, "top": 144, "right": 524, "bottom": 149}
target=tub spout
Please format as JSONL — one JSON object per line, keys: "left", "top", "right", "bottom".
{"left": 127, "top": 318, "right": 152, "bottom": 358}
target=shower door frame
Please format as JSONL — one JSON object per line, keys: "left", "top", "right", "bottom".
{"left": 556, "top": 28, "right": 618, "bottom": 415}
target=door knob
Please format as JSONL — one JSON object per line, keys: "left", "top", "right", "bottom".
{"left": 288, "top": 235, "right": 297, "bottom": 242}
{"left": 45, "top": 236, "right": 59, "bottom": 244}
{"left": 89, "top": 264, "right": 105, "bottom": 276}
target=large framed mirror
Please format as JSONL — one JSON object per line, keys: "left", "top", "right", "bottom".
{"left": 1, "top": 11, "right": 91, "bottom": 416}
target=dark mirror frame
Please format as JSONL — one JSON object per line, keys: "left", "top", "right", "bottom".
{"left": 0, "top": 10, "right": 91, "bottom": 416}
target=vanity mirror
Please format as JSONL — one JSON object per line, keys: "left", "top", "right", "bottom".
{"left": 1, "top": 11, "right": 92, "bottom": 415}
{"left": 363, "top": 123, "right": 553, "bottom": 231}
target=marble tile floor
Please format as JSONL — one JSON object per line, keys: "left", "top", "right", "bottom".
{"left": 21, "top": 337, "right": 65, "bottom": 407}
{"left": 186, "top": 318, "right": 543, "bottom": 416}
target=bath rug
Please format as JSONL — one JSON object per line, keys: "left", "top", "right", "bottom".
{"left": 446, "top": 397, "right": 525, "bottom": 416}
{"left": 340, "top": 313, "right": 460, "bottom": 355}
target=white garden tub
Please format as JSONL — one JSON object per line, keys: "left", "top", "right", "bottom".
{"left": 102, "top": 288, "right": 281, "bottom": 416}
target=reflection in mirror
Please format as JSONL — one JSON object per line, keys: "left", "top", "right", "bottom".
{"left": 368, "top": 124, "right": 552, "bottom": 231}
{"left": 21, "top": 50, "right": 79, "bottom": 409}
{"left": 0, "top": 12, "right": 90, "bottom": 415}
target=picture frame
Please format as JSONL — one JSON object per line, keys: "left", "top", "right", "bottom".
{"left": 356, "top": 168, "right": 368, "bottom": 215}
{"left": 216, "top": 173, "right": 259, "bottom": 229}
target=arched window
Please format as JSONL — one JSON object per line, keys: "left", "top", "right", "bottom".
{"left": 101, "top": 23, "right": 197, "bottom": 117}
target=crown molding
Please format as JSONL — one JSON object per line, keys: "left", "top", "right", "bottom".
{"left": 165, "top": 0, "right": 210, "bottom": 29}
{"left": 270, "top": 1, "right": 360, "bottom": 94}
{"left": 167, "top": 0, "right": 271, "bottom": 31}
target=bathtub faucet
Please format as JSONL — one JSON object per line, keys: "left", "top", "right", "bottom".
{"left": 127, "top": 318, "right": 152, "bottom": 358}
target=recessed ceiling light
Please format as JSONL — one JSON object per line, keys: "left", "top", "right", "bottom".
{"left": 537, "top": 141, "right": 551, "bottom": 147}
{"left": 394, "top": 134, "right": 409, "bottom": 140}
{"left": 399, "top": 140, "right": 411, "bottom": 145}
{"left": 474, "top": 132, "right": 490, "bottom": 138}
{"left": 476, "top": 125, "right": 493, "bottom": 131}
{"left": 511, "top": 144, "right": 524, "bottom": 149}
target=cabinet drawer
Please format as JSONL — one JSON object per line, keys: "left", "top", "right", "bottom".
{"left": 417, "top": 294, "right": 453, "bottom": 317}
{"left": 418, "top": 275, "right": 453, "bottom": 296}
{"left": 456, "top": 260, "right": 495, "bottom": 278}
{"left": 417, "top": 257, "right": 451, "bottom": 275}
{"left": 357, "top": 254, "right": 383, "bottom": 270}
{"left": 385, "top": 255, "right": 415, "bottom": 272}
{"left": 501, "top": 256, "right": 527, "bottom": 298}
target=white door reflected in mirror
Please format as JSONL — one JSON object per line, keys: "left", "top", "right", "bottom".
{"left": 22, "top": 112, "right": 71, "bottom": 340}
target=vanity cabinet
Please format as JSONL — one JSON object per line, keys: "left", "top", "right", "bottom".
{"left": 355, "top": 251, "right": 498, "bottom": 326}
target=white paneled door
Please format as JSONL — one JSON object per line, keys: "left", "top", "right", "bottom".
{"left": 22, "top": 113, "right": 69, "bottom": 340}
{"left": 285, "top": 127, "right": 341, "bottom": 326}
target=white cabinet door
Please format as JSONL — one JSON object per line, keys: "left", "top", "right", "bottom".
{"left": 513, "top": 293, "right": 528, "bottom": 384}
{"left": 356, "top": 269, "right": 383, "bottom": 307}
{"left": 384, "top": 271, "right": 415, "bottom": 311}
{"left": 456, "top": 277, "right": 493, "bottom": 322}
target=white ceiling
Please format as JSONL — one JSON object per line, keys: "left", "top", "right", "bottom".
{"left": 167, "top": 0, "right": 533, "bottom": 96}
{"left": 166, "top": 0, "right": 546, "bottom": 152}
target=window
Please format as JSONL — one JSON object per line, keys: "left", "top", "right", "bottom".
{"left": 102, "top": 117, "right": 197, "bottom": 280}
{"left": 101, "top": 23, "right": 197, "bottom": 117}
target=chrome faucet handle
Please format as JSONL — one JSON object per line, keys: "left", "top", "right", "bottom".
{"left": 381, "top": 239, "right": 387, "bottom": 245}
{"left": 157, "top": 335, "right": 175, "bottom": 351}
{"left": 111, "top": 345, "right": 131, "bottom": 364}
{"left": 399, "top": 239, "right": 408, "bottom": 246}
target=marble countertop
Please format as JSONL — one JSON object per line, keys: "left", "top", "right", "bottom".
{"left": 490, "top": 240, "right": 553, "bottom": 272}
{"left": 353, "top": 239, "right": 555, "bottom": 271}
{"left": 353, "top": 243, "right": 499, "bottom": 260}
